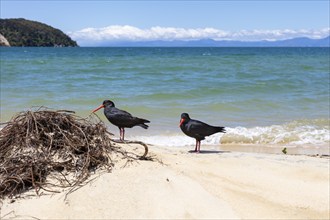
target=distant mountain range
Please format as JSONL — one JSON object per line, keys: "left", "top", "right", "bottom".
{"left": 98, "top": 36, "right": 330, "bottom": 47}
{"left": 0, "top": 18, "right": 328, "bottom": 47}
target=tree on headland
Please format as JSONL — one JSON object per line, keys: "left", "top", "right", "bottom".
{"left": 0, "top": 18, "right": 78, "bottom": 47}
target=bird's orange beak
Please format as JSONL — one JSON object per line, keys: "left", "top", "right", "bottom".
{"left": 179, "top": 118, "right": 185, "bottom": 127}
{"left": 92, "top": 104, "right": 104, "bottom": 113}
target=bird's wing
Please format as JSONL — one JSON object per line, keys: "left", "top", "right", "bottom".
{"left": 108, "top": 108, "right": 145, "bottom": 127}
{"left": 112, "top": 107, "right": 133, "bottom": 117}
{"left": 188, "top": 119, "right": 218, "bottom": 136}
{"left": 187, "top": 120, "right": 207, "bottom": 132}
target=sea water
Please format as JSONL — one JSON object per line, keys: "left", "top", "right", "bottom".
{"left": 0, "top": 47, "right": 329, "bottom": 148}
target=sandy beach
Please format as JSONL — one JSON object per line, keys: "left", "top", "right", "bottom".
{"left": 1, "top": 143, "right": 329, "bottom": 220}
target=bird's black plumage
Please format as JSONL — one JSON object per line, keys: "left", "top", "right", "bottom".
{"left": 93, "top": 100, "right": 150, "bottom": 141}
{"left": 179, "top": 113, "right": 225, "bottom": 152}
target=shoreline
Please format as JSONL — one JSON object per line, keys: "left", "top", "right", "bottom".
{"left": 219, "top": 144, "right": 330, "bottom": 156}
{"left": 2, "top": 111, "right": 329, "bottom": 150}
{"left": 1, "top": 143, "right": 329, "bottom": 219}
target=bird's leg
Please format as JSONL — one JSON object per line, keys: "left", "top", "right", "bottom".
{"left": 122, "top": 128, "right": 125, "bottom": 141}
{"left": 197, "top": 140, "right": 201, "bottom": 153}
{"left": 119, "top": 128, "right": 123, "bottom": 141}
{"left": 194, "top": 140, "right": 198, "bottom": 152}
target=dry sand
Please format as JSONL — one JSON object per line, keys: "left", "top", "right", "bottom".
{"left": 1, "top": 143, "right": 329, "bottom": 219}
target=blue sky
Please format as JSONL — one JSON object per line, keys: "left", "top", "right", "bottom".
{"left": 1, "top": 0, "right": 329, "bottom": 46}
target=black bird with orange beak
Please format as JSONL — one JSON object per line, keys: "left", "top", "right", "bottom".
{"left": 93, "top": 100, "right": 150, "bottom": 141}
{"left": 179, "top": 113, "right": 225, "bottom": 153}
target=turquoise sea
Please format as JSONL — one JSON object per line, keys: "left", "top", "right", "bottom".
{"left": 1, "top": 47, "right": 329, "bottom": 148}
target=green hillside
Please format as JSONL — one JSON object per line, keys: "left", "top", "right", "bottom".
{"left": 0, "top": 18, "right": 78, "bottom": 47}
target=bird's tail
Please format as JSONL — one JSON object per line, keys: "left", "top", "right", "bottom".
{"left": 138, "top": 118, "right": 150, "bottom": 129}
{"left": 138, "top": 123, "right": 149, "bottom": 129}
{"left": 216, "top": 126, "right": 226, "bottom": 133}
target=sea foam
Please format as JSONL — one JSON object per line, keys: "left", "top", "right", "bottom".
{"left": 131, "top": 120, "right": 330, "bottom": 147}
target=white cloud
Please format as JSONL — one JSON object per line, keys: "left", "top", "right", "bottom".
{"left": 67, "top": 26, "right": 330, "bottom": 46}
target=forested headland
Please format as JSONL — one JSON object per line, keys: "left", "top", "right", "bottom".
{"left": 0, "top": 18, "right": 78, "bottom": 47}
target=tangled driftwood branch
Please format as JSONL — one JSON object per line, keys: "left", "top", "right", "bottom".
{"left": 0, "top": 107, "right": 151, "bottom": 199}
{"left": 112, "top": 140, "right": 149, "bottom": 159}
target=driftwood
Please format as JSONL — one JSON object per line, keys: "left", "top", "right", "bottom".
{"left": 0, "top": 107, "right": 150, "bottom": 199}
{"left": 111, "top": 139, "right": 149, "bottom": 159}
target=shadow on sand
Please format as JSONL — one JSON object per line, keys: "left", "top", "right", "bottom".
{"left": 188, "top": 150, "right": 230, "bottom": 154}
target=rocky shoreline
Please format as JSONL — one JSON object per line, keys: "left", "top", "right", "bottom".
{"left": 0, "top": 33, "right": 10, "bottom": 47}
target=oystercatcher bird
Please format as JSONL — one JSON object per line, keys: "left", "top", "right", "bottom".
{"left": 179, "top": 113, "right": 225, "bottom": 153}
{"left": 92, "top": 100, "right": 150, "bottom": 141}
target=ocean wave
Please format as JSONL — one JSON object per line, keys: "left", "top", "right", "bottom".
{"left": 221, "top": 123, "right": 329, "bottom": 145}
{"left": 132, "top": 119, "right": 330, "bottom": 147}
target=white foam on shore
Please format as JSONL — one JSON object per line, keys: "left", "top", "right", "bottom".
{"left": 131, "top": 120, "right": 330, "bottom": 148}
{"left": 222, "top": 123, "right": 329, "bottom": 146}
{"left": 132, "top": 134, "right": 225, "bottom": 147}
